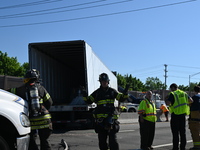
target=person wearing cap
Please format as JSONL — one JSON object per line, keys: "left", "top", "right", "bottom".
{"left": 165, "top": 83, "right": 193, "bottom": 150}
{"left": 82, "top": 73, "right": 128, "bottom": 150}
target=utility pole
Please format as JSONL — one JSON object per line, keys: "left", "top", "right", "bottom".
{"left": 164, "top": 64, "right": 168, "bottom": 90}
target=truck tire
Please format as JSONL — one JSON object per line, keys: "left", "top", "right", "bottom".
{"left": 128, "top": 108, "right": 136, "bottom": 112}
{"left": 0, "top": 136, "right": 10, "bottom": 150}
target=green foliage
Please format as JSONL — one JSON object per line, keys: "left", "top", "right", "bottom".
{"left": 117, "top": 74, "right": 166, "bottom": 92}
{"left": 145, "top": 77, "right": 165, "bottom": 91}
{"left": 0, "top": 51, "right": 29, "bottom": 77}
{"left": 187, "top": 82, "right": 200, "bottom": 92}
{"left": 117, "top": 73, "right": 146, "bottom": 91}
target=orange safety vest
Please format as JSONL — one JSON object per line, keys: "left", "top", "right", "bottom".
{"left": 160, "top": 105, "right": 169, "bottom": 113}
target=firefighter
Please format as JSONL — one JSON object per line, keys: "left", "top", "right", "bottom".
{"left": 138, "top": 91, "right": 157, "bottom": 150}
{"left": 165, "top": 83, "right": 193, "bottom": 150}
{"left": 189, "top": 85, "right": 200, "bottom": 150}
{"left": 82, "top": 73, "right": 128, "bottom": 150}
{"left": 10, "top": 69, "right": 53, "bottom": 150}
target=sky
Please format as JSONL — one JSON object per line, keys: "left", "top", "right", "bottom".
{"left": 0, "top": 0, "right": 200, "bottom": 88}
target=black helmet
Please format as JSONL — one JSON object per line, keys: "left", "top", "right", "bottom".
{"left": 99, "top": 73, "right": 110, "bottom": 82}
{"left": 24, "top": 69, "right": 40, "bottom": 83}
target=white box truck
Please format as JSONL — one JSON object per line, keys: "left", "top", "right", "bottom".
{"left": 28, "top": 40, "right": 118, "bottom": 128}
{"left": 0, "top": 86, "right": 30, "bottom": 150}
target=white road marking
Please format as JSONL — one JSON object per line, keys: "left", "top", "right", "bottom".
{"left": 119, "top": 130, "right": 135, "bottom": 133}
{"left": 153, "top": 140, "right": 193, "bottom": 148}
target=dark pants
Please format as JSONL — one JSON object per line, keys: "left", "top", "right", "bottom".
{"left": 96, "top": 123, "right": 119, "bottom": 150}
{"left": 98, "top": 129, "right": 119, "bottom": 150}
{"left": 170, "top": 113, "right": 186, "bottom": 150}
{"left": 139, "top": 118, "right": 155, "bottom": 150}
{"left": 29, "top": 128, "right": 52, "bottom": 150}
{"left": 164, "top": 111, "right": 169, "bottom": 120}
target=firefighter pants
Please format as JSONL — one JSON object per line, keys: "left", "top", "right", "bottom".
{"left": 139, "top": 118, "right": 155, "bottom": 150}
{"left": 170, "top": 113, "right": 186, "bottom": 150}
{"left": 189, "top": 121, "right": 200, "bottom": 148}
{"left": 29, "top": 127, "right": 52, "bottom": 150}
{"left": 96, "top": 123, "right": 119, "bottom": 150}
{"left": 98, "top": 128, "right": 119, "bottom": 150}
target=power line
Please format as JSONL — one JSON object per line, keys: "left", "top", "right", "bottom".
{"left": 168, "top": 69, "right": 195, "bottom": 74}
{"left": 0, "top": 0, "right": 197, "bottom": 28}
{"left": 127, "top": 65, "right": 163, "bottom": 74}
{"left": 0, "top": 0, "right": 132, "bottom": 19}
{"left": 168, "top": 64, "right": 200, "bottom": 69}
{"left": 0, "top": 0, "right": 63, "bottom": 9}
{"left": 134, "top": 70, "right": 163, "bottom": 77}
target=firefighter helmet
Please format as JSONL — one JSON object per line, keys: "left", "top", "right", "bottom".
{"left": 99, "top": 73, "right": 110, "bottom": 82}
{"left": 24, "top": 69, "right": 40, "bottom": 83}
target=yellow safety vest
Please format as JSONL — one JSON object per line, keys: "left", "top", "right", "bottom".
{"left": 169, "top": 89, "right": 190, "bottom": 115}
{"left": 138, "top": 99, "right": 157, "bottom": 122}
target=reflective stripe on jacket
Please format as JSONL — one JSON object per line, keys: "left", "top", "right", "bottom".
{"left": 10, "top": 84, "right": 53, "bottom": 130}
{"left": 30, "top": 114, "right": 51, "bottom": 130}
{"left": 138, "top": 99, "right": 157, "bottom": 122}
{"left": 84, "top": 86, "right": 127, "bottom": 120}
{"left": 169, "top": 89, "right": 189, "bottom": 115}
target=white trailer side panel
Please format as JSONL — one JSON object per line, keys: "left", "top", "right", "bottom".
{"left": 85, "top": 43, "right": 117, "bottom": 95}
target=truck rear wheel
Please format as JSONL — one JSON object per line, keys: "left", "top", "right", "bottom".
{"left": 0, "top": 136, "right": 10, "bottom": 150}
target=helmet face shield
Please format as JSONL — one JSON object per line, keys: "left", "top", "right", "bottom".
{"left": 24, "top": 69, "right": 40, "bottom": 83}
{"left": 23, "top": 78, "right": 31, "bottom": 83}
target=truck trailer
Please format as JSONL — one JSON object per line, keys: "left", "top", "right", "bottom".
{"left": 28, "top": 40, "right": 118, "bottom": 128}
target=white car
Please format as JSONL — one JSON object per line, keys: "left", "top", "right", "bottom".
{"left": 126, "top": 104, "right": 139, "bottom": 112}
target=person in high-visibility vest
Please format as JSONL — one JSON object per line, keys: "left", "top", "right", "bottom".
{"left": 165, "top": 83, "right": 193, "bottom": 150}
{"left": 189, "top": 85, "right": 200, "bottom": 150}
{"left": 160, "top": 104, "right": 169, "bottom": 122}
{"left": 10, "top": 69, "right": 53, "bottom": 150}
{"left": 138, "top": 91, "right": 157, "bottom": 150}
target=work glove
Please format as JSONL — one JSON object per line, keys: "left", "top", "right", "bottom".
{"left": 123, "top": 84, "right": 130, "bottom": 95}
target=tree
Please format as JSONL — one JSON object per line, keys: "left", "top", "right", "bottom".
{"left": 0, "top": 51, "right": 29, "bottom": 77}
{"left": 117, "top": 73, "right": 145, "bottom": 91}
{"left": 145, "top": 77, "right": 165, "bottom": 91}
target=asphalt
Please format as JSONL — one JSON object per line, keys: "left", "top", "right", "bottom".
{"left": 118, "top": 112, "right": 194, "bottom": 150}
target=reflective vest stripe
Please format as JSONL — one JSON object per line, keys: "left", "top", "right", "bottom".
{"left": 138, "top": 110, "right": 145, "bottom": 113}
{"left": 93, "top": 114, "right": 119, "bottom": 119}
{"left": 43, "top": 93, "right": 51, "bottom": 102}
{"left": 138, "top": 99, "right": 157, "bottom": 122}
{"left": 194, "top": 142, "right": 200, "bottom": 146}
{"left": 170, "top": 90, "right": 189, "bottom": 115}
{"left": 30, "top": 114, "right": 51, "bottom": 121}
{"left": 174, "top": 103, "right": 188, "bottom": 108}
{"left": 97, "top": 99, "right": 115, "bottom": 105}
{"left": 146, "top": 113, "right": 156, "bottom": 116}
{"left": 31, "top": 119, "right": 50, "bottom": 126}
{"left": 31, "top": 124, "right": 50, "bottom": 130}
{"left": 89, "top": 95, "right": 95, "bottom": 102}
